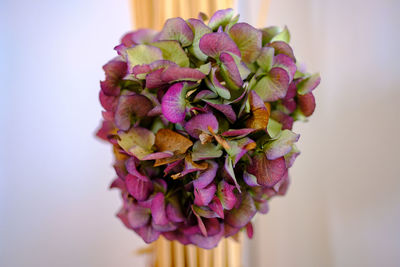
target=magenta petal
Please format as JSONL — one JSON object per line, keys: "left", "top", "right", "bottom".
{"left": 166, "top": 202, "right": 185, "bottom": 223}
{"left": 151, "top": 192, "right": 169, "bottom": 225}
{"left": 142, "top": 151, "right": 174, "bottom": 160}
{"left": 110, "top": 177, "right": 126, "bottom": 191}
{"left": 194, "top": 183, "right": 217, "bottom": 206}
{"left": 193, "top": 161, "right": 218, "bottom": 189}
{"left": 161, "top": 66, "right": 205, "bottom": 83}
{"left": 205, "top": 102, "right": 237, "bottom": 123}
{"left": 273, "top": 54, "right": 297, "bottom": 82}
{"left": 217, "top": 180, "right": 237, "bottom": 210}
{"left": 199, "top": 32, "right": 240, "bottom": 58}
{"left": 270, "top": 110, "right": 294, "bottom": 130}
{"left": 101, "top": 58, "right": 127, "bottom": 96}
{"left": 243, "top": 171, "right": 258, "bottom": 187}
{"left": 222, "top": 128, "right": 255, "bottom": 137}
{"left": 225, "top": 192, "right": 256, "bottom": 228}
{"left": 247, "top": 154, "right": 287, "bottom": 187}
{"left": 209, "top": 196, "right": 224, "bottom": 219}
{"left": 191, "top": 205, "right": 207, "bottom": 237}
{"left": 115, "top": 94, "right": 153, "bottom": 131}
{"left": 219, "top": 52, "right": 243, "bottom": 87}
{"left": 208, "top": 8, "right": 234, "bottom": 30}
{"left": 127, "top": 204, "right": 151, "bottom": 229}
{"left": 184, "top": 113, "right": 218, "bottom": 139}
{"left": 151, "top": 221, "right": 177, "bottom": 232}
{"left": 121, "top": 29, "right": 158, "bottom": 46}
{"left": 135, "top": 225, "right": 160, "bottom": 244}
{"left": 158, "top": 17, "right": 194, "bottom": 47}
{"left": 268, "top": 41, "right": 296, "bottom": 61}
{"left": 246, "top": 222, "right": 254, "bottom": 239}
{"left": 99, "top": 90, "right": 118, "bottom": 112}
{"left": 125, "top": 173, "right": 153, "bottom": 201}
{"left": 188, "top": 223, "right": 224, "bottom": 249}
{"left": 161, "top": 82, "right": 187, "bottom": 123}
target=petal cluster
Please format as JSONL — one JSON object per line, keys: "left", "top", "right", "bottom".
{"left": 97, "top": 9, "right": 320, "bottom": 249}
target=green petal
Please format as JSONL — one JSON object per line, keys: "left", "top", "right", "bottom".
{"left": 150, "top": 41, "right": 189, "bottom": 67}
{"left": 126, "top": 44, "right": 163, "bottom": 71}
{"left": 270, "top": 26, "right": 291, "bottom": 43}
{"left": 117, "top": 127, "right": 155, "bottom": 160}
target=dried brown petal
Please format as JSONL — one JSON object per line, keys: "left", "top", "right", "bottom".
{"left": 155, "top": 129, "right": 193, "bottom": 154}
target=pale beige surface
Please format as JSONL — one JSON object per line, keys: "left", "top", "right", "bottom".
{"left": 239, "top": 0, "right": 400, "bottom": 266}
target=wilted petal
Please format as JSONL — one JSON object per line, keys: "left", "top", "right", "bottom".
{"left": 226, "top": 192, "right": 256, "bottom": 228}
{"left": 297, "top": 92, "right": 316, "bottom": 116}
{"left": 158, "top": 17, "right": 194, "bottom": 47}
{"left": 228, "top": 22, "right": 262, "bottom": 63}
{"left": 121, "top": 29, "right": 157, "bottom": 46}
{"left": 126, "top": 44, "right": 163, "bottom": 72}
{"left": 192, "top": 141, "right": 222, "bottom": 162}
{"left": 252, "top": 67, "right": 290, "bottom": 101}
{"left": 247, "top": 154, "right": 286, "bottom": 187}
{"left": 151, "top": 192, "right": 169, "bottom": 225}
{"left": 127, "top": 204, "right": 151, "bottom": 229}
{"left": 245, "top": 91, "right": 270, "bottom": 130}
{"left": 115, "top": 94, "right": 153, "bottom": 131}
{"left": 151, "top": 40, "right": 190, "bottom": 67}
{"left": 125, "top": 173, "right": 153, "bottom": 201}
{"left": 199, "top": 32, "right": 240, "bottom": 58}
{"left": 265, "top": 129, "right": 300, "bottom": 160}
{"left": 297, "top": 73, "right": 321, "bottom": 95}
{"left": 142, "top": 151, "right": 174, "bottom": 160}
{"left": 184, "top": 113, "right": 219, "bottom": 139}
{"left": 117, "top": 127, "right": 155, "bottom": 159}
{"left": 155, "top": 128, "right": 193, "bottom": 154}
{"left": 194, "top": 183, "right": 217, "bottom": 206}
{"left": 217, "top": 180, "right": 237, "bottom": 210}
{"left": 208, "top": 8, "right": 234, "bottom": 30}
{"left": 188, "top": 18, "right": 213, "bottom": 61}
{"left": 161, "top": 66, "right": 205, "bottom": 83}
{"left": 161, "top": 82, "right": 187, "bottom": 123}
{"left": 193, "top": 160, "right": 218, "bottom": 189}
{"left": 135, "top": 225, "right": 160, "bottom": 243}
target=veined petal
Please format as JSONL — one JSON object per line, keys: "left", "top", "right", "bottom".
{"left": 208, "top": 8, "right": 234, "bottom": 30}
{"left": 151, "top": 192, "right": 169, "bottom": 225}
{"left": 265, "top": 129, "right": 300, "bottom": 160}
{"left": 252, "top": 67, "right": 290, "bottom": 101}
{"left": 256, "top": 46, "right": 274, "bottom": 72}
{"left": 184, "top": 113, "right": 219, "bottom": 139}
{"left": 161, "top": 82, "right": 187, "bottom": 123}
{"left": 268, "top": 41, "right": 296, "bottom": 62}
{"left": 161, "top": 66, "right": 205, "bottom": 83}
{"left": 150, "top": 40, "right": 190, "bottom": 67}
{"left": 158, "top": 17, "right": 194, "bottom": 47}
{"left": 273, "top": 54, "right": 297, "bottom": 82}
{"left": 115, "top": 94, "right": 153, "bottom": 131}
{"left": 217, "top": 180, "right": 237, "bottom": 210}
{"left": 155, "top": 128, "right": 193, "bottom": 154}
{"left": 127, "top": 204, "right": 151, "bottom": 229}
{"left": 125, "top": 173, "right": 153, "bottom": 201}
{"left": 126, "top": 44, "right": 163, "bottom": 72}
{"left": 225, "top": 192, "right": 256, "bottom": 228}
{"left": 117, "top": 127, "right": 155, "bottom": 159}
{"left": 192, "top": 142, "right": 223, "bottom": 162}
{"left": 228, "top": 22, "right": 262, "bottom": 63}
{"left": 297, "top": 73, "right": 321, "bottom": 95}
{"left": 188, "top": 18, "right": 213, "bottom": 61}
{"left": 194, "top": 183, "right": 217, "bottom": 206}
{"left": 199, "top": 32, "right": 240, "bottom": 58}
{"left": 247, "top": 154, "right": 286, "bottom": 187}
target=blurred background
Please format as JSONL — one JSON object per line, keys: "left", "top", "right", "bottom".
{"left": 1, "top": 0, "right": 399, "bottom": 266}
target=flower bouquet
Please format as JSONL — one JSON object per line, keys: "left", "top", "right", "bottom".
{"left": 97, "top": 8, "right": 320, "bottom": 249}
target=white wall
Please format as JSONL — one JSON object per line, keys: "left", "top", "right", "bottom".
{"left": 1, "top": 0, "right": 399, "bottom": 266}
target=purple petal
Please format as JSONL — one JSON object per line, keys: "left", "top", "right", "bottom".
{"left": 282, "top": 98, "right": 297, "bottom": 113}
{"left": 99, "top": 90, "right": 118, "bottom": 112}
{"left": 194, "top": 90, "right": 217, "bottom": 102}
{"left": 193, "top": 161, "right": 218, "bottom": 189}
{"left": 187, "top": 18, "right": 213, "bottom": 61}
{"left": 121, "top": 29, "right": 158, "bottom": 46}
{"left": 297, "top": 73, "right": 321, "bottom": 95}
{"left": 101, "top": 58, "right": 127, "bottom": 96}
{"left": 199, "top": 32, "right": 240, "bottom": 58}
{"left": 224, "top": 223, "right": 241, "bottom": 238}
{"left": 273, "top": 54, "right": 297, "bottom": 82}
{"left": 184, "top": 113, "right": 218, "bottom": 139}
{"left": 246, "top": 222, "right": 254, "bottom": 239}
{"left": 243, "top": 171, "right": 258, "bottom": 187}
{"left": 205, "top": 68, "right": 231, "bottom": 99}
{"left": 270, "top": 110, "right": 294, "bottom": 130}
{"left": 161, "top": 66, "right": 205, "bottom": 83}
{"left": 217, "top": 180, "right": 237, "bottom": 210}
{"left": 222, "top": 128, "right": 255, "bottom": 137}
{"left": 188, "top": 223, "right": 224, "bottom": 249}
{"left": 209, "top": 197, "right": 224, "bottom": 219}
{"left": 228, "top": 23, "right": 262, "bottom": 63}
{"left": 265, "top": 129, "right": 300, "bottom": 160}
{"left": 151, "top": 192, "right": 169, "bottom": 225}
{"left": 135, "top": 225, "right": 160, "bottom": 243}
{"left": 161, "top": 82, "right": 187, "bottom": 123}
{"left": 205, "top": 101, "right": 237, "bottom": 123}
{"left": 191, "top": 205, "right": 207, "bottom": 236}
{"left": 166, "top": 201, "right": 185, "bottom": 223}
{"left": 284, "top": 81, "right": 297, "bottom": 100}
{"left": 268, "top": 41, "right": 296, "bottom": 62}
{"left": 247, "top": 154, "right": 287, "bottom": 187}
{"left": 145, "top": 68, "right": 165, "bottom": 89}
{"left": 141, "top": 151, "right": 174, "bottom": 160}
{"left": 151, "top": 220, "right": 177, "bottom": 232}
{"left": 219, "top": 52, "right": 243, "bottom": 87}
{"left": 252, "top": 67, "right": 290, "bottom": 101}
{"left": 297, "top": 92, "right": 316, "bottom": 117}
{"left": 158, "top": 17, "right": 194, "bottom": 47}
{"left": 115, "top": 94, "right": 153, "bottom": 131}
{"left": 225, "top": 192, "right": 256, "bottom": 228}
{"left": 208, "top": 8, "right": 234, "bottom": 30}
{"left": 110, "top": 177, "right": 126, "bottom": 191}
{"left": 284, "top": 145, "right": 300, "bottom": 168}
{"left": 125, "top": 173, "right": 153, "bottom": 201}
{"left": 194, "top": 183, "right": 217, "bottom": 206}
{"left": 192, "top": 205, "right": 218, "bottom": 218}
{"left": 127, "top": 204, "right": 151, "bottom": 229}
